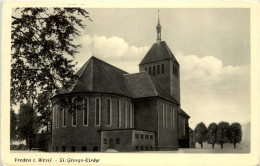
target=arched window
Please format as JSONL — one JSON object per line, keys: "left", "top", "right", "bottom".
{"left": 129, "top": 102, "right": 133, "bottom": 128}
{"left": 62, "top": 107, "right": 67, "bottom": 127}
{"left": 124, "top": 102, "right": 127, "bottom": 128}
{"left": 172, "top": 108, "right": 175, "bottom": 130}
{"left": 83, "top": 98, "right": 89, "bottom": 126}
{"left": 157, "top": 65, "right": 160, "bottom": 74}
{"left": 72, "top": 98, "right": 77, "bottom": 127}
{"left": 56, "top": 106, "right": 59, "bottom": 128}
{"left": 71, "top": 146, "right": 76, "bottom": 152}
{"left": 173, "top": 65, "right": 175, "bottom": 75}
{"left": 149, "top": 67, "right": 151, "bottom": 74}
{"left": 153, "top": 66, "right": 156, "bottom": 75}
{"left": 95, "top": 98, "right": 101, "bottom": 126}
{"left": 107, "top": 99, "right": 112, "bottom": 126}
{"left": 55, "top": 146, "right": 59, "bottom": 152}
{"left": 117, "top": 100, "right": 121, "bottom": 127}
{"left": 165, "top": 106, "right": 168, "bottom": 129}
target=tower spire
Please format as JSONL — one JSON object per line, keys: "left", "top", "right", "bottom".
{"left": 156, "top": 9, "right": 161, "bottom": 44}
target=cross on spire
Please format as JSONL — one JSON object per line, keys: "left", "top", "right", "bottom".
{"left": 156, "top": 9, "right": 161, "bottom": 44}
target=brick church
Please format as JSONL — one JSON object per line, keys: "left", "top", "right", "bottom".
{"left": 51, "top": 15, "right": 190, "bottom": 152}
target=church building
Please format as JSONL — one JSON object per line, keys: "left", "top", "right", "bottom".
{"left": 51, "top": 15, "right": 190, "bottom": 152}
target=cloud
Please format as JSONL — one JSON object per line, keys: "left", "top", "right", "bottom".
{"left": 73, "top": 35, "right": 250, "bottom": 129}
{"left": 74, "top": 35, "right": 149, "bottom": 72}
{"left": 175, "top": 53, "right": 250, "bottom": 128}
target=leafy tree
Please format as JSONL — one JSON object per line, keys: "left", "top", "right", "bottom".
{"left": 194, "top": 122, "right": 208, "bottom": 148}
{"left": 229, "top": 122, "right": 242, "bottom": 149}
{"left": 207, "top": 122, "right": 218, "bottom": 149}
{"left": 17, "top": 103, "right": 40, "bottom": 150}
{"left": 10, "top": 108, "right": 18, "bottom": 144}
{"left": 11, "top": 8, "right": 91, "bottom": 106}
{"left": 35, "top": 91, "right": 53, "bottom": 132}
{"left": 216, "top": 121, "right": 229, "bottom": 149}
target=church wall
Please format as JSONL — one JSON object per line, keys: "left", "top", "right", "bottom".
{"left": 178, "top": 114, "right": 189, "bottom": 140}
{"left": 170, "top": 60, "right": 180, "bottom": 103}
{"left": 157, "top": 98, "right": 179, "bottom": 150}
{"left": 134, "top": 97, "right": 179, "bottom": 150}
{"left": 51, "top": 92, "right": 133, "bottom": 152}
{"left": 134, "top": 98, "right": 158, "bottom": 132}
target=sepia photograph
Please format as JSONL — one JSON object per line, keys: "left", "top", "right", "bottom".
{"left": 1, "top": 1, "right": 260, "bottom": 166}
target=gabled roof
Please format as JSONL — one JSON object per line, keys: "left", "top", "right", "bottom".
{"left": 178, "top": 108, "right": 190, "bottom": 118}
{"left": 139, "top": 41, "right": 179, "bottom": 65}
{"left": 124, "top": 72, "right": 179, "bottom": 104}
{"left": 57, "top": 56, "right": 131, "bottom": 97}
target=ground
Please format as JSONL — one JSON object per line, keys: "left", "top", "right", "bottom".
{"left": 10, "top": 141, "right": 250, "bottom": 153}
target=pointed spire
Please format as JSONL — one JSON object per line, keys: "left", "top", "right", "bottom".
{"left": 156, "top": 9, "right": 161, "bottom": 44}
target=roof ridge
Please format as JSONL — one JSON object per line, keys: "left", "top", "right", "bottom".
{"left": 70, "top": 58, "right": 93, "bottom": 92}
{"left": 92, "top": 56, "right": 128, "bottom": 74}
{"left": 95, "top": 59, "right": 130, "bottom": 96}
{"left": 144, "top": 72, "right": 158, "bottom": 96}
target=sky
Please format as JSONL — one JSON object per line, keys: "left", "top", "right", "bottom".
{"left": 73, "top": 8, "right": 250, "bottom": 130}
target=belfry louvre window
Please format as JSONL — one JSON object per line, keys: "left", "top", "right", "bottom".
{"left": 157, "top": 65, "right": 160, "bottom": 74}
{"left": 95, "top": 98, "right": 101, "bottom": 126}
{"left": 107, "top": 99, "right": 112, "bottom": 126}
{"left": 176, "top": 67, "right": 179, "bottom": 77}
{"left": 173, "top": 65, "right": 175, "bottom": 75}
{"left": 83, "top": 98, "right": 89, "bottom": 126}
{"left": 162, "top": 64, "right": 164, "bottom": 73}
{"left": 153, "top": 66, "right": 156, "bottom": 75}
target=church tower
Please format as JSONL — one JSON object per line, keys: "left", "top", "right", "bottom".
{"left": 139, "top": 11, "right": 180, "bottom": 103}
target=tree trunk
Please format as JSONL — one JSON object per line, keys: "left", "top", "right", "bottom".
{"left": 234, "top": 143, "right": 236, "bottom": 149}
{"left": 212, "top": 143, "right": 215, "bottom": 149}
{"left": 221, "top": 143, "right": 223, "bottom": 149}
{"left": 28, "top": 133, "right": 32, "bottom": 151}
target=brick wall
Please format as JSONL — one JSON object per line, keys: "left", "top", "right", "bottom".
{"left": 52, "top": 92, "right": 133, "bottom": 152}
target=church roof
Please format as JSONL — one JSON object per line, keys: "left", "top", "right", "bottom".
{"left": 124, "top": 72, "right": 179, "bottom": 104}
{"left": 139, "top": 41, "right": 179, "bottom": 65}
{"left": 57, "top": 56, "right": 132, "bottom": 97}
{"left": 178, "top": 108, "right": 190, "bottom": 118}
{"left": 56, "top": 56, "right": 179, "bottom": 105}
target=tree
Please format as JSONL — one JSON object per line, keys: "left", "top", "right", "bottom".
{"left": 10, "top": 108, "right": 18, "bottom": 144}
{"left": 194, "top": 122, "right": 208, "bottom": 148}
{"left": 229, "top": 122, "right": 242, "bottom": 149}
{"left": 216, "top": 121, "right": 229, "bottom": 149}
{"left": 11, "top": 8, "right": 91, "bottom": 106}
{"left": 35, "top": 91, "right": 53, "bottom": 132}
{"left": 17, "top": 103, "right": 40, "bottom": 150}
{"left": 207, "top": 122, "right": 218, "bottom": 149}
